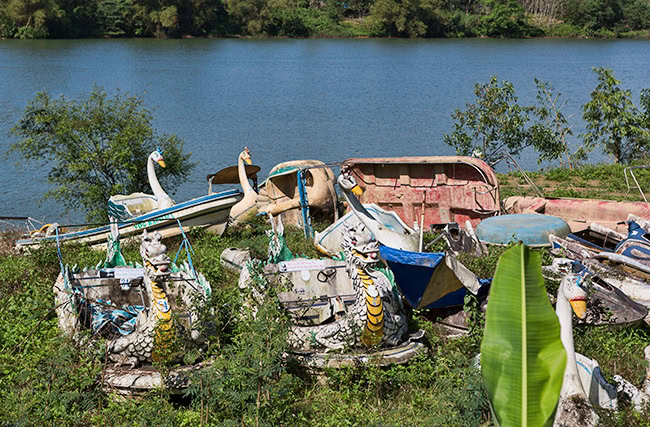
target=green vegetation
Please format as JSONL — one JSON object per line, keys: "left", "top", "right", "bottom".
{"left": 1, "top": 219, "right": 648, "bottom": 424}
{"left": 481, "top": 244, "right": 566, "bottom": 426}
{"left": 498, "top": 162, "right": 650, "bottom": 200}
{"left": 2, "top": 0, "right": 650, "bottom": 38}
{"left": 8, "top": 85, "right": 195, "bottom": 223}
{"left": 445, "top": 69, "right": 650, "bottom": 167}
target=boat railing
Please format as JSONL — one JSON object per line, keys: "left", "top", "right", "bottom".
{"left": 624, "top": 165, "right": 650, "bottom": 202}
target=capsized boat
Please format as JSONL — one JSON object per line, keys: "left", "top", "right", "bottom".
{"left": 16, "top": 149, "right": 249, "bottom": 249}
{"left": 504, "top": 195, "right": 650, "bottom": 233}
{"left": 379, "top": 245, "right": 490, "bottom": 309}
{"left": 342, "top": 156, "right": 500, "bottom": 230}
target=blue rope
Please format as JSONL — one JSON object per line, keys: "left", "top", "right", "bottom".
{"left": 297, "top": 169, "right": 313, "bottom": 239}
{"left": 173, "top": 219, "right": 197, "bottom": 278}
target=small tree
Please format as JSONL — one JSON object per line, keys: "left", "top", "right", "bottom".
{"left": 445, "top": 75, "right": 566, "bottom": 165}
{"left": 582, "top": 67, "right": 650, "bottom": 164}
{"left": 9, "top": 85, "right": 195, "bottom": 222}
{"left": 445, "top": 76, "right": 528, "bottom": 164}
{"left": 532, "top": 78, "right": 584, "bottom": 168}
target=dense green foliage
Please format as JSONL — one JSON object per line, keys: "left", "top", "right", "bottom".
{"left": 2, "top": 0, "right": 650, "bottom": 38}
{"left": 446, "top": 69, "right": 650, "bottom": 166}
{"left": 1, "top": 217, "right": 648, "bottom": 424}
{"left": 8, "top": 85, "right": 195, "bottom": 223}
{"left": 444, "top": 76, "right": 569, "bottom": 165}
{"left": 583, "top": 67, "right": 650, "bottom": 164}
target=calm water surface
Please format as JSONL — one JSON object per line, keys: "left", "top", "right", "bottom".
{"left": 2, "top": 38, "right": 650, "bottom": 223}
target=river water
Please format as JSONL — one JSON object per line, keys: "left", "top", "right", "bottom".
{"left": 2, "top": 38, "right": 650, "bottom": 223}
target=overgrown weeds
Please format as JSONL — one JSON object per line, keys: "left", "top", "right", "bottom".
{"left": 1, "top": 217, "right": 649, "bottom": 425}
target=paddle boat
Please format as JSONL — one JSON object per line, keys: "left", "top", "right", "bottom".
{"left": 341, "top": 156, "right": 500, "bottom": 230}
{"left": 222, "top": 214, "right": 426, "bottom": 368}
{"left": 16, "top": 148, "right": 252, "bottom": 249}
{"left": 53, "top": 224, "right": 213, "bottom": 395}
{"left": 337, "top": 169, "right": 488, "bottom": 310}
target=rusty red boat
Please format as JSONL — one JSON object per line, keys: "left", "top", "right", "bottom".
{"left": 341, "top": 156, "right": 501, "bottom": 230}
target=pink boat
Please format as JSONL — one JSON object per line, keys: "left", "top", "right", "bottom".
{"left": 342, "top": 156, "right": 501, "bottom": 230}
{"left": 504, "top": 196, "right": 650, "bottom": 233}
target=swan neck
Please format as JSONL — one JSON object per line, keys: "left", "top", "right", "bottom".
{"left": 557, "top": 292, "right": 584, "bottom": 397}
{"left": 341, "top": 189, "right": 382, "bottom": 235}
{"left": 148, "top": 154, "right": 169, "bottom": 201}
{"left": 238, "top": 153, "right": 254, "bottom": 194}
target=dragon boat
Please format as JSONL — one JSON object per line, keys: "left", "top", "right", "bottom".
{"left": 222, "top": 215, "right": 426, "bottom": 367}
{"left": 53, "top": 224, "right": 213, "bottom": 395}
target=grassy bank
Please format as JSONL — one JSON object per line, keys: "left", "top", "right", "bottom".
{"left": 499, "top": 162, "right": 650, "bottom": 201}
{"left": 1, "top": 164, "right": 650, "bottom": 425}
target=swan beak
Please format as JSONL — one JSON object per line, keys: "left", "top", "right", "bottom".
{"left": 351, "top": 185, "right": 363, "bottom": 197}
{"left": 245, "top": 158, "right": 252, "bottom": 165}
{"left": 157, "top": 159, "right": 167, "bottom": 168}
{"left": 569, "top": 297, "right": 587, "bottom": 319}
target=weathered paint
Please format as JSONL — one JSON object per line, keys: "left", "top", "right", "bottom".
{"left": 504, "top": 196, "right": 650, "bottom": 233}
{"left": 476, "top": 213, "right": 571, "bottom": 247}
{"left": 342, "top": 156, "right": 500, "bottom": 230}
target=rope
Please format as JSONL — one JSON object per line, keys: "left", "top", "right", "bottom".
{"left": 173, "top": 218, "right": 197, "bottom": 279}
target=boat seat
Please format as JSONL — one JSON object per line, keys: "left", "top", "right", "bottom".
{"left": 108, "top": 193, "right": 160, "bottom": 220}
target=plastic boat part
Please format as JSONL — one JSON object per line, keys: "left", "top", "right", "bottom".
{"left": 342, "top": 156, "right": 500, "bottom": 230}
{"left": 378, "top": 245, "right": 489, "bottom": 309}
{"left": 314, "top": 203, "right": 415, "bottom": 258}
{"left": 476, "top": 213, "right": 571, "bottom": 248}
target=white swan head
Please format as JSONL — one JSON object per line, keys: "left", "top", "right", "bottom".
{"left": 240, "top": 147, "right": 252, "bottom": 166}
{"left": 151, "top": 148, "right": 166, "bottom": 168}
{"left": 560, "top": 270, "right": 589, "bottom": 319}
{"left": 337, "top": 169, "right": 364, "bottom": 197}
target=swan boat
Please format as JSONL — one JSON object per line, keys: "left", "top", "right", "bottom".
{"left": 16, "top": 149, "right": 249, "bottom": 249}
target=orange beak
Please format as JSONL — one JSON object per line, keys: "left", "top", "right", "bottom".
{"left": 351, "top": 185, "right": 363, "bottom": 197}
{"left": 157, "top": 159, "right": 166, "bottom": 168}
{"left": 569, "top": 297, "right": 587, "bottom": 320}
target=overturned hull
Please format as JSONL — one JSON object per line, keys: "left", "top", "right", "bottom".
{"left": 504, "top": 196, "right": 650, "bottom": 233}
{"left": 342, "top": 156, "right": 500, "bottom": 229}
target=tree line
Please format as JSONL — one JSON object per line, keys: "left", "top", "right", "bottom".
{"left": 1, "top": 0, "right": 650, "bottom": 39}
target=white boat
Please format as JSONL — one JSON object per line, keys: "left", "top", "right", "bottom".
{"left": 16, "top": 149, "right": 247, "bottom": 249}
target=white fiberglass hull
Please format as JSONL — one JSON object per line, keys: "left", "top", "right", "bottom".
{"left": 16, "top": 190, "right": 242, "bottom": 249}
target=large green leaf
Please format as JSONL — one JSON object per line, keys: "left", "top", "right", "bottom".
{"left": 481, "top": 243, "right": 566, "bottom": 426}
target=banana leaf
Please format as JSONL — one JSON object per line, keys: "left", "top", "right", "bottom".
{"left": 481, "top": 243, "right": 566, "bottom": 426}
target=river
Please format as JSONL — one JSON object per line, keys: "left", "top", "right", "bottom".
{"left": 1, "top": 38, "right": 650, "bottom": 223}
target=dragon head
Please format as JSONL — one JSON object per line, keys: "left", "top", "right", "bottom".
{"left": 342, "top": 220, "right": 380, "bottom": 267}
{"left": 140, "top": 230, "right": 171, "bottom": 281}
